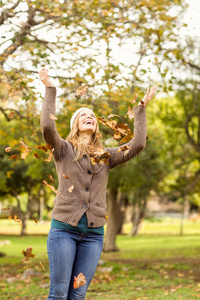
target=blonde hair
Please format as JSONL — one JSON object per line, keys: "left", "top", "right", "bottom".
{"left": 66, "top": 110, "right": 103, "bottom": 160}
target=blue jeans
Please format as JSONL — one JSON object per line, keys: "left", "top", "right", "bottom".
{"left": 47, "top": 227, "right": 104, "bottom": 300}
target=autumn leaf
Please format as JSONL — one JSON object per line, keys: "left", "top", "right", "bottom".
{"left": 49, "top": 113, "right": 58, "bottom": 120}
{"left": 88, "top": 147, "right": 111, "bottom": 165}
{"left": 22, "top": 246, "right": 35, "bottom": 262}
{"left": 127, "top": 106, "right": 135, "bottom": 120}
{"left": 113, "top": 132, "right": 121, "bottom": 140}
{"left": 34, "top": 153, "right": 42, "bottom": 159}
{"left": 40, "top": 262, "right": 45, "bottom": 272}
{"left": 105, "top": 215, "right": 108, "bottom": 222}
{"left": 20, "top": 139, "right": 31, "bottom": 159}
{"left": 118, "top": 145, "right": 131, "bottom": 156}
{"left": 62, "top": 174, "right": 70, "bottom": 179}
{"left": 32, "top": 216, "right": 38, "bottom": 224}
{"left": 68, "top": 185, "right": 74, "bottom": 192}
{"left": 8, "top": 111, "right": 15, "bottom": 118}
{"left": 73, "top": 273, "right": 87, "bottom": 289}
{"left": 9, "top": 155, "right": 22, "bottom": 160}
{"left": 46, "top": 174, "right": 55, "bottom": 183}
{"left": 31, "top": 129, "right": 37, "bottom": 137}
{"left": 42, "top": 180, "right": 60, "bottom": 194}
{"left": 45, "top": 148, "right": 54, "bottom": 162}
{"left": 36, "top": 144, "right": 52, "bottom": 152}
{"left": 14, "top": 215, "right": 22, "bottom": 226}
{"left": 5, "top": 147, "right": 11, "bottom": 152}
{"left": 132, "top": 93, "right": 138, "bottom": 105}
{"left": 119, "top": 133, "right": 134, "bottom": 145}
{"left": 75, "top": 84, "right": 88, "bottom": 98}
{"left": 108, "top": 114, "right": 121, "bottom": 119}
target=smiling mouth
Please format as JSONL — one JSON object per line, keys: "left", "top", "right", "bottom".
{"left": 84, "top": 120, "right": 94, "bottom": 125}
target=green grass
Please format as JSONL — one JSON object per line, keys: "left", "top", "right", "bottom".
{"left": 0, "top": 218, "right": 200, "bottom": 299}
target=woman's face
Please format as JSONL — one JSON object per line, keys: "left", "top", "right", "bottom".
{"left": 78, "top": 109, "right": 97, "bottom": 134}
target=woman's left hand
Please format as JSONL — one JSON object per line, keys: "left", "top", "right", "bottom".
{"left": 140, "top": 86, "right": 157, "bottom": 106}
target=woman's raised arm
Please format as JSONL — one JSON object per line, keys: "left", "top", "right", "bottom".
{"left": 107, "top": 86, "right": 156, "bottom": 169}
{"left": 39, "top": 68, "right": 63, "bottom": 161}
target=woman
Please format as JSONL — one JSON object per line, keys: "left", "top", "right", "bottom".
{"left": 39, "top": 67, "right": 156, "bottom": 300}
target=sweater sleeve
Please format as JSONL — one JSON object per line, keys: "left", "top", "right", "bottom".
{"left": 40, "top": 86, "right": 63, "bottom": 160}
{"left": 106, "top": 105, "right": 147, "bottom": 169}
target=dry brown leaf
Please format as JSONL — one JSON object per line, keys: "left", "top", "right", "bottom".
{"left": 14, "top": 215, "right": 22, "bottom": 226}
{"left": 126, "top": 106, "right": 135, "bottom": 120}
{"left": 68, "top": 185, "right": 74, "bottom": 192}
{"left": 8, "top": 111, "right": 15, "bottom": 118}
{"left": 73, "top": 273, "right": 87, "bottom": 289}
{"left": 22, "top": 246, "right": 35, "bottom": 262}
{"left": 5, "top": 147, "right": 11, "bottom": 152}
{"left": 40, "top": 262, "right": 45, "bottom": 272}
{"left": 31, "top": 129, "right": 37, "bottom": 137}
{"left": 36, "top": 144, "right": 52, "bottom": 152}
{"left": 9, "top": 155, "right": 22, "bottom": 160}
{"left": 34, "top": 153, "right": 42, "bottom": 159}
{"left": 42, "top": 180, "right": 60, "bottom": 194}
{"left": 75, "top": 84, "right": 88, "bottom": 98}
{"left": 46, "top": 174, "right": 55, "bottom": 183}
{"left": 62, "top": 174, "right": 70, "bottom": 179}
{"left": 49, "top": 113, "right": 58, "bottom": 120}
{"left": 108, "top": 114, "right": 121, "bottom": 119}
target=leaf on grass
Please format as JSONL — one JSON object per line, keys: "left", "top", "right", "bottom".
{"left": 68, "top": 185, "right": 74, "bottom": 192}
{"left": 62, "top": 174, "right": 70, "bottom": 179}
{"left": 5, "top": 147, "right": 11, "bottom": 152}
{"left": 73, "top": 273, "right": 87, "bottom": 289}
{"left": 126, "top": 106, "right": 135, "bottom": 120}
{"left": 46, "top": 174, "right": 55, "bottom": 183}
{"left": 31, "top": 129, "right": 37, "bottom": 137}
{"left": 49, "top": 113, "right": 58, "bottom": 120}
{"left": 40, "top": 262, "right": 45, "bottom": 272}
{"left": 14, "top": 215, "right": 22, "bottom": 226}
{"left": 75, "top": 84, "right": 88, "bottom": 98}
{"left": 8, "top": 111, "right": 15, "bottom": 118}
{"left": 22, "top": 246, "right": 35, "bottom": 262}
{"left": 42, "top": 180, "right": 60, "bottom": 194}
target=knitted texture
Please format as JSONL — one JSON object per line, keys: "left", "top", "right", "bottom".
{"left": 40, "top": 87, "right": 147, "bottom": 227}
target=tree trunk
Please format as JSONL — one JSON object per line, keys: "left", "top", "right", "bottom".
{"left": 130, "top": 199, "right": 146, "bottom": 236}
{"left": 180, "top": 194, "right": 190, "bottom": 235}
{"left": 116, "top": 194, "right": 128, "bottom": 234}
{"left": 103, "top": 188, "right": 121, "bottom": 252}
{"left": 20, "top": 179, "right": 32, "bottom": 235}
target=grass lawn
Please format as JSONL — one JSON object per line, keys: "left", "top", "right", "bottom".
{"left": 0, "top": 218, "right": 200, "bottom": 299}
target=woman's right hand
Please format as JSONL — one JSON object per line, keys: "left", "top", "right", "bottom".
{"left": 39, "top": 67, "right": 55, "bottom": 87}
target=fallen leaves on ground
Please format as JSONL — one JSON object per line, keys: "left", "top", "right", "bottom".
{"left": 73, "top": 273, "right": 87, "bottom": 289}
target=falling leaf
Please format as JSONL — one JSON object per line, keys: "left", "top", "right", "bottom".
{"left": 31, "top": 129, "right": 37, "bottom": 137}
{"left": 5, "top": 147, "right": 11, "bottom": 152}
{"left": 68, "top": 185, "right": 74, "bottom": 192}
{"left": 46, "top": 174, "right": 55, "bottom": 183}
{"left": 49, "top": 113, "right": 58, "bottom": 120}
{"left": 9, "top": 155, "right": 22, "bottom": 160}
{"left": 8, "top": 111, "right": 15, "bottom": 118}
{"left": 36, "top": 144, "right": 52, "bottom": 152}
{"left": 119, "top": 133, "right": 134, "bottom": 145}
{"left": 113, "top": 133, "right": 121, "bottom": 140}
{"left": 88, "top": 148, "right": 111, "bottom": 165}
{"left": 108, "top": 114, "right": 121, "bottom": 119}
{"left": 34, "top": 153, "right": 42, "bottom": 159}
{"left": 62, "top": 174, "right": 70, "bottom": 179}
{"left": 127, "top": 106, "right": 135, "bottom": 120}
{"left": 22, "top": 246, "right": 35, "bottom": 262}
{"left": 132, "top": 93, "right": 138, "bottom": 104}
{"left": 42, "top": 180, "right": 60, "bottom": 194}
{"left": 40, "top": 262, "right": 45, "bottom": 272}
{"left": 105, "top": 215, "right": 108, "bottom": 222}
{"left": 73, "top": 273, "right": 87, "bottom": 289}
{"left": 14, "top": 215, "right": 22, "bottom": 226}
{"left": 45, "top": 148, "right": 54, "bottom": 162}
{"left": 75, "top": 84, "right": 88, "bottom": 98}
{"left": 118, "top": 145, "right": 131, "bottom": 156}
{"left": 20, "top": 139, "right": 31, "bottom": 159}
{"left": 32, "top": 216, "right": 38, "bottom": 224}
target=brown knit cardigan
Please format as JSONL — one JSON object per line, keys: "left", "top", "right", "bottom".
{"left": 40, "top": 87, "right": 147, "bottom": 228}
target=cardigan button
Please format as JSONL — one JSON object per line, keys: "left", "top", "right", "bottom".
{"left": 85, "top": 187, "right": 90, "bottom": 192}
{"left": 83, "top": 204, "right": 88, "bottom": 209}
{"left": 90, "top": 222, "right": 94, "bottom": 227}
{"left": 88, "top": 170, "right": 92, "bottom": 175}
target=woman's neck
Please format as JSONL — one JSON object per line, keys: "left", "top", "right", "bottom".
{"left": 79, "top": 133, "right": 92, "bottom": 148}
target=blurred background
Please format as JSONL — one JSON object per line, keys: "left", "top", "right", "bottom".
{"left": 0, "top": 0, "right": 200, "bottom": 299}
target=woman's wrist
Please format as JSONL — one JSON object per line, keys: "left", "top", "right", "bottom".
{"left": 42, "top": 79, "right": 55, "bottom": 87}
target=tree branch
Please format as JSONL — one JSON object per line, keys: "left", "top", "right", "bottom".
{"left": 184, "top": 116, "right": 200, "bottom": 152}
{"left": 0, "top": 107, "right": 25, "bottom": 121}
{"left": 0, "top": 1, "right": 21, "bottom": 25}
